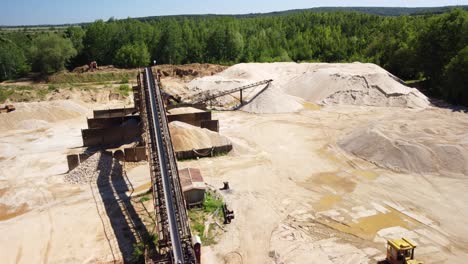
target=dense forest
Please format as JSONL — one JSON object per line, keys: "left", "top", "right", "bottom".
{"left": 0, "top": 8, "right": 467, "bottom": 105}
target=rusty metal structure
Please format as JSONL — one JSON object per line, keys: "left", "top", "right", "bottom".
{"left": 137, "top": 68, "right": 196, "bottom": 264}
{"left": 0, "top": 104, "right": 15, "bottom": 113}
{"left": 190, "top": 79, "right": 273, "bottom": 105}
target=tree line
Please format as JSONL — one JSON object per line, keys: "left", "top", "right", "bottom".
{"left": 0, "top": 9, "right": 467, "bottom": 105}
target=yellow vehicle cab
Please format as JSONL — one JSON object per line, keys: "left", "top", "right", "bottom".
{"left": 386, "top": 238, "right": 423, "bottom": 264}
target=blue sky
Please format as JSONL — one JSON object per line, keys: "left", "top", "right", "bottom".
{"left": 1, "top": 0, "right": 467, "bottom": 26}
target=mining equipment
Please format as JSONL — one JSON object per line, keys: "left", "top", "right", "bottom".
{"left": 383, "top": 238, "right": 423, "bottom": 264}
{"left": 89, "top": 61, "right": 98, "bottom": 72}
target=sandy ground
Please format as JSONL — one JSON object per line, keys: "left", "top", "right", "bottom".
{"left": 1, "top": 63, "right": 468, "bottom": 264}
{"left": 180, "top": 106, "right": 468, "bottom": 264}
{"left": 0, "top": 100, "right": 147, "bottom": 264}
{"left": 1, "top": 101, "right": 468, "bottom": 263}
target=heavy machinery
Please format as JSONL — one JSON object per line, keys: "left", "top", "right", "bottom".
{"left": 384, "top": 238, "right": 423, "bottom": 264}
{"left": 88, "top": 61, "right": 98, "bottom": 72}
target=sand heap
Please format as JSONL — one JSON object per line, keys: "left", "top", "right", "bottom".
{"left": 0, "top": 100, "right": 89, "bottom": 130}
{"left": 338, "top": 110, "right": 468, "bottom": 176}
{"left": 168, "top": 107, "right": 205, "bottom": 115}
{"left": 169, "top": 121, "right": 231, "bottom": 152}
{"left": 240, "top": 83, "right": 304, "bottom": 114}
{"left": 187, "top": 62, "right": 429, "bottom": 113}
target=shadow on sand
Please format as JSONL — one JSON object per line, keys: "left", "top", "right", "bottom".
{"left": 95, "top": 153, "right": 151, "bottom": 263}
{"left": 429, "top": 98, "right": 468, "bottom": 113}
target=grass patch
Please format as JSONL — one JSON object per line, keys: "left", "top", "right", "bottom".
{"left": 7, "top": 85, "right": 34, "bottom": 91}
{"left": 120, "top": 77, "right": 129, "bottom": 84}
{"left": 131, "top": 233, "right": 158, "bottom": 263}
{"left": 131, "top": 241, "right": 145, "bottom": 263}
{"left": 213, "top": 150, "right": 230, "bottom": 158}
{"left": 139, "top": 195, "right": 150, "bottom": 203}
{"left": 0, "top": 87, "right": 14, "bottom": 103}
{"left": 49, "top": 71, "right": 137, "bottom": 84}
{"left": 0, "top": 85, "right": 42, "bottom": 102}
{"left": 203, "top": 191, "right": 223, "bottom": 213}
{"left": 188, "top": 190, "right": 224, "bottom": 245}
{"left": 37, "top": 88, "right": 50, "bottom": 100}
{"left": 116, "top": 84, "right": 131, "bottom": 96}
{"left": 48, "top": 84, "right": 58, "bottom": 91}
{"left": 405, "top": 78, "right": 426, "bottom": 84}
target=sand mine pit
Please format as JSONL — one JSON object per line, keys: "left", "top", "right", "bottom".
{"left": 2, "top": 63, "right": 468, "bottom": 264}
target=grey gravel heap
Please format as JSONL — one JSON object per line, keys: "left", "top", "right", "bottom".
{"left": 65, "top": 152, "right": 122, "bottom": 184}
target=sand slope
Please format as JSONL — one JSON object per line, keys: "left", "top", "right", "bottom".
{"left": 188, "top": 62, "right": 429, "bottom": 112}
{"left": 240, "top": 83, "right": 304, "bottom": 114}
{"left": 0, "top": 100, "right": 89, "bottom": 130}
{"left": 339, "top": 109, "right": 468, "bottom": 176}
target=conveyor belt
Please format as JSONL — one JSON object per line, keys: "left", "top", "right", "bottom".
{"left": 139, "top": 68, "right": 195, "bottom": 264}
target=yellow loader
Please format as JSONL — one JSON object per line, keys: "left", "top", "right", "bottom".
{"left": 382, "top": 238, "right": 423, "bottom": 264}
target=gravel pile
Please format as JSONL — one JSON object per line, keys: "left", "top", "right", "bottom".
{"left": 65, "top": 152, "right": 122, "bottom": 184}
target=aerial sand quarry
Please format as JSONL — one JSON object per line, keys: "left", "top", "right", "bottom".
{"left": 1, "top": 62, "right": 468, "bottom": 264}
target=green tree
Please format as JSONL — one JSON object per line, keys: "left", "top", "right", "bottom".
{"left": 157, "top": 20, "right": 185, "bottom": 64}
{"left": 114, "top": 42, "right": 150, "bottom": 68}
{"left": 0, "top": 38, "right": 29, "bottom": 81}
{"left": 416, "top": 9, "right": 468, "bottom": 85}
{"left": 65, "top": 26, "right": 85, "bottom": 52}
{"left": 206, "top": 27, "right": 226, "bottom": 62}
{"left": 442, "top": 46, "right": 468, "bottom": 105}
{"left": 30, "top": 34, "right": 77, "bottom": 74}
{"left": 82, "top": 20, "right": 117, "bottom": 65}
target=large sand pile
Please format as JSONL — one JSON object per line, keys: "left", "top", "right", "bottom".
{"left": 338, "top": 110, "right": 468, "bottom": 176}
{"left": 169, "top": 121, "right": 231, "bottom": 151}
{"left": 240, "top": 83, "right": 304, "bottom": 114}
{"left": 168, "top": 107, "right": 205, "bottom": 115}
{"left": 187, "top": 62, "right": 429, "bottom": 112}
{"left": 0, "top": 100, "right": 89, "bottom": 130}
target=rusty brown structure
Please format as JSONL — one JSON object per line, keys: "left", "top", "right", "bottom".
{"left": 0, "top": 105, "right": 15, "bottom": 113}
{"left": 167, "top": 111, "right": 211, "bottom": 127}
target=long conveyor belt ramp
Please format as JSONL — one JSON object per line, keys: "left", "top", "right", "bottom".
{"left": 191, "top": 79, "right": 273, "bottom": 104}
{"left": 138, "top": 68, "right": 196, "bottom": 264}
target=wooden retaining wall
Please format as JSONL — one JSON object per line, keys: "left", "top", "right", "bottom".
{"left": 167, "top": 112, "right": 212, "bottom": 127}
{"left": 81, "top": 124, "right": 141, "bottom": 147}
{"left": 175, "top": 144, "right": 233, "bottom": 160}
{"left": 200, "top": 120, "right": 219, "bottom": 132}
{"left": 93, "top": 107, "right": 137, "bottom": 118}
{"left": 87, "top": 115, "right": 141, "bottom": 129}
